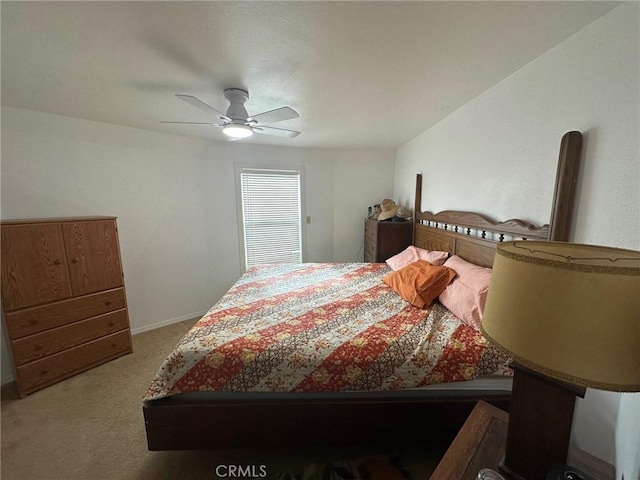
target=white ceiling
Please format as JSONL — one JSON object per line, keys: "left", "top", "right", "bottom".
{"left": 1, "top": 1, "right": 619, "bottom": 149}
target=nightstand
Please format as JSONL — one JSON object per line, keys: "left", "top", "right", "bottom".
{"left": 430, "top": 401, "right": 509, "bottom": 480}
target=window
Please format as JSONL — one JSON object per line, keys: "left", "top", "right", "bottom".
{"left": 238, "top": 167, "right": 304, "bottom": 270}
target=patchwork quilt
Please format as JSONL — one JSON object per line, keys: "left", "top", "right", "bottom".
{"left": 144, "top": 262, "right": 510, "bottom": 400}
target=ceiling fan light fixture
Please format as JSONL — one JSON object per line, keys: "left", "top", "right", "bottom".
{"left": 222, "top": 124, "right": 253, "bottom": 139}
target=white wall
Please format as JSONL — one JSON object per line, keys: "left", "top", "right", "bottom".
{"left": 393, "top": 2, "right": 639, "bottom": 474}
{"left": 616, "top": 393, "right": 640, "bottom": 480}
{"left": 0, "top": 106, "right": 394, "bottom": 383}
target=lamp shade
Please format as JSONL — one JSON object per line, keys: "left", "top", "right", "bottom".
{"left": 482, "top": 241, "right": 640, "bottom": 391}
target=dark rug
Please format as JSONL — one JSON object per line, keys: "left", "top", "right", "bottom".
{"left": 276, "top": 454, "right": 410, "bottom": 480}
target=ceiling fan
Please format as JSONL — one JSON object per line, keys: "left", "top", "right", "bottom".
{"left": 162, "top": 88, "right": 300, "bottom": 140}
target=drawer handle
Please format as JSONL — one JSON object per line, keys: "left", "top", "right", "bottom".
{"left": 30, "top": 320, "right": 38, "bottom": 326}
{"left": 71, "top": 258, "right": 78, "bottom": 264}
{"left": 108, "top": 322, "right": 115, "bottom": 327}
{"left": 105, "top": 301, "right": 112, "bottom": 306}
{"left": 53, "top": 259, "right": 61, "bottom": 266}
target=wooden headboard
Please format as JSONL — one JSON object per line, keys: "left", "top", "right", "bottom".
{"left": 412, "top": 131, "right": 583, "bottom": 268}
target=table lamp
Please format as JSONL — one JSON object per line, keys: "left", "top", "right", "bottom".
{"left": 481, "top": 241, "right": 640, "bottom": 480}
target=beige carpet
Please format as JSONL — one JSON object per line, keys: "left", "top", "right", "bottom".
{"left": 1, "top": 319, "right": 446, "bottom": 480}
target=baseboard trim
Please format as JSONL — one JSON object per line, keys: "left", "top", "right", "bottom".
{"left": 568, "top": 445, "right": 616, "bottom": 480}
{"left": 130, "top": 310, "right": 207, "bottom": 336}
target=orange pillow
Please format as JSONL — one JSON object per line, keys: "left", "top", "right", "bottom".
{"left": 383, "top": 260, "right": 456, "bottom": 309}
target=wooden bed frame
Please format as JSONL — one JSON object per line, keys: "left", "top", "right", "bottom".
{"left": 143, "top": 131, "right": 583, "bottom": 451}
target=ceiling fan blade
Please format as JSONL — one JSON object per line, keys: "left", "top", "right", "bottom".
{"left": 175, "top": 94, "right": 230, "bottom": 121}
{"left": 250, "top": 106, "right": 299, "bottom": 124}
{"left": 160, "top": 121, "right": 219, "bottom": 125}
{"left": 252, "top": 125, "right": 301, "bottom": 138}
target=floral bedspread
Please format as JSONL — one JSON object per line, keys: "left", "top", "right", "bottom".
{"left": 144, "top": 263, "right": 510, "bottom": 400}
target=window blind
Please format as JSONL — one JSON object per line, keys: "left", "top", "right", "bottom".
{"left": 240, "top": 168, "right": 302, "bottom": 268}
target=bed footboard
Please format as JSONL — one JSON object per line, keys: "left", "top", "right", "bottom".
{"left": 143, "top": 394, "right": 509, "bottom": 450}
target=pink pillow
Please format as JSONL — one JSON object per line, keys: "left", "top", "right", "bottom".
{"left": 438, "top": 255, "right": 492, "bottom": 331}
{"left": 386, "top": 246, "right": 449, "bottom": 271}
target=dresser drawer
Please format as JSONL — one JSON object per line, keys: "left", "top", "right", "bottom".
{"left": 5, "top": 288, "right": 126, "bottom": 340}
{"left": 364, "top": 242, "right": 376, "bottom": 263}
{"left": 16, "top": 330, "right": 132, "bottom": 395}
{"left": 364, "top": 219, "right": 413, "bottom": 263}
{"left": 364, "top": 219, "right": 379, "bottom": 262}
{"left": 11, "top": 309, "right": 129, "bottom": 365}
{"left": 364, "top": 219, "right": 378, "bottom": 243}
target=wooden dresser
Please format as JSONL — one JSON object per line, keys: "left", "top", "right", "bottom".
{"left": 364, "top": 218, "right": 413, "bottom": 262}
{"left": 1, "top": 216, "right": 133, "bottom": 397}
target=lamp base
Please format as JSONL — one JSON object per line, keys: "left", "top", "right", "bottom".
{"left": 501, "top": 363, "right": 586, "bottom": 480}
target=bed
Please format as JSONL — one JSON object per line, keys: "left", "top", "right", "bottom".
{"left": 143, "top": 131, "right": 582, "bottom": 450}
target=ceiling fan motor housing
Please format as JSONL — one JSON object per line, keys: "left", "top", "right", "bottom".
{"left": 224, "top": 88, "right": 251, "bottom": 123}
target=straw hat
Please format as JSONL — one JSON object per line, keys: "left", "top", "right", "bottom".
{"left": 394, "top": 206, "right": 412, "bottom": 220}
{"left": 377, "top": 199, "right": 398, "bottom": 221}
